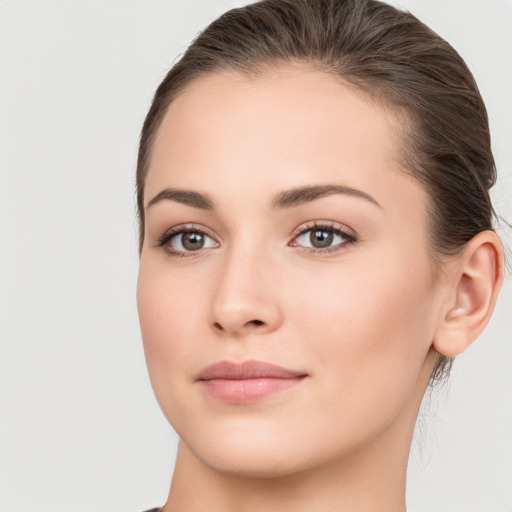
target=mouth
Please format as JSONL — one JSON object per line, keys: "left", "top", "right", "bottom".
{"left": 196, "top": 359, "right": 308, "bottom": 404}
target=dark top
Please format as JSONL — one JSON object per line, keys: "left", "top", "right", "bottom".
{"left": 142, "top": 509, "right": 161, "bottom": 512}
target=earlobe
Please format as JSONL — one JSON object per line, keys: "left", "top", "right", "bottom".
{"left": 433, "top": 230, "right": 505, "bottom": 357}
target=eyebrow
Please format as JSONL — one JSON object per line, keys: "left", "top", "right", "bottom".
{"left": 147, "top": 188, "right": 215, "bottom": 210}
{"left": 146, "top": 184, "right": 382, "bottom": 211}
{"left": 271, "top": 184, "right": 382, "bottom": 210}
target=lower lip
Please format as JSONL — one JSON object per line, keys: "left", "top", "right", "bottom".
{"left": 199, "top": 376, "right": 306, "bottom": 404}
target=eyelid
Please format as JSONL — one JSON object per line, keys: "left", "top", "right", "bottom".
{"left": 289, "top": 220, "right": 357, "bottom": 255}
{"left": 290, "top": 220, "right": 357, "bottom": 240}
{"left": 154, "top": 223, "right": 219, "bottom": 257}
{"left": 155, "top": 223, "right": 218, "bottom": 243}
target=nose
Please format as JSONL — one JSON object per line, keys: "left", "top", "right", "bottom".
{"left": 209, "top": 242, "right": 283, "bottom": 337}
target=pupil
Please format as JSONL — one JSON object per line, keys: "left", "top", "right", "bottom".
{"left": 182, "top": 232, "right": 204, "bottom": 250}
{"left": 311, "top": 229, "right": 333, "bottom": 248}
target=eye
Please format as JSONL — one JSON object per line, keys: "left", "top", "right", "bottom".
{"left": 156, "top": 225, "right": 219, "bottom": 257}
{"left": 290, "top": 221, "right": 356, "bottom": 254}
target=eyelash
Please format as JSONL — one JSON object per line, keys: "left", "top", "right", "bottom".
{"left": 155, "top": 221, "right": 357, "bottom": 258}
{"left": 290, "top": 221, "right": 357, "bottom": 254}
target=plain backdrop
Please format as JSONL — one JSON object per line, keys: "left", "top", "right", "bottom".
{"left": 0, "top": 1, "right": 511, "bottom": 511}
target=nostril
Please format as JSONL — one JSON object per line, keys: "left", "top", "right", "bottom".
{"left": 212, "top": 318, "right": 266, "bottom": 333}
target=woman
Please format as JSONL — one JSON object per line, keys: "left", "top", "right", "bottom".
{"left": 135, "top": 0, "right": 505, "bottom": 510}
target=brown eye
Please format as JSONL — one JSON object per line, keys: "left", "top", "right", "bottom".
{"left": 169, "top": 230, "right": 218, "bottom": 253}
{"left": 179, "top": 232, "right": 206, "bottom": 251}
{"left": 309, "top": 229, "right": 334, "bottom": 249}
{"left": 292, "top": 222, "right": 356, "bottom": 253}
{"left": 157, "top": 227, "right": 219, "bottom": 257}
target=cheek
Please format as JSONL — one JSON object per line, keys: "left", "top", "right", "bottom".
{"left": 292, "top": 248, "right": 436, "bottom": 421}
{"left": 136, "top": 261, "right": 206, "bottom": 416}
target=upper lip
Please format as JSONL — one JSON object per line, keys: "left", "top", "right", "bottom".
{"left": 197, "top": 359, "right": 307, "bottom": 380}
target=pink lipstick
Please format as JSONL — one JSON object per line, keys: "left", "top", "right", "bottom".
{"left": 197, "top": 359, "right": 307, "bottom": 404}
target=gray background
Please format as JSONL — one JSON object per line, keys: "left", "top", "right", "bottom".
{"left": 0, "top": 1, "right": 511, "bottom": 511}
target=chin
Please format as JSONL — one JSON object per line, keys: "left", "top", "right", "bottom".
{"left": 194, "top": 444, "right": 311, "bottom": 479}
{"left": 178, "top": 418, "right": 346, "bottom": 480}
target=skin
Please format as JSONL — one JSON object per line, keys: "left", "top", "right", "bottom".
{"left": 136, "top": 64, "right": 504, "bottom": 512}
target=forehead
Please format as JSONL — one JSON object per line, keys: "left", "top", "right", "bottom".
{"left": 146, "top": 64, "right": 426, "bottom": 217}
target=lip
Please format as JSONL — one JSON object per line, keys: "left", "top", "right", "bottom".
{"left": 197, "top": 359, "right": 307, "bottom": 380}
{"left": 197, "top": 359, "right": 308, "bottom": 404}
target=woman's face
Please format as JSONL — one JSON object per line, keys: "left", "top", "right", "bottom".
{"left": 137, "top": 65, "right": 442, "bottom": 477}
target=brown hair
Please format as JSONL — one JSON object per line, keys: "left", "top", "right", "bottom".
{"left": 136, "top": 0, "right": 499, "bottom": 383}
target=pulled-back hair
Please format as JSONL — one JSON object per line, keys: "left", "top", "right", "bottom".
{"left": 136, "top": 0, "right": 499, "bottom": 383}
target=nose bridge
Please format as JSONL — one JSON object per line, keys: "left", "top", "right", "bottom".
{"left": 209, "top": 233, "right": 282, "bottom": 336}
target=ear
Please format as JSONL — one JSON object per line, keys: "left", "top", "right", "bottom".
{"left": 433, "top": 230, "right": 505, "bottom": 357}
